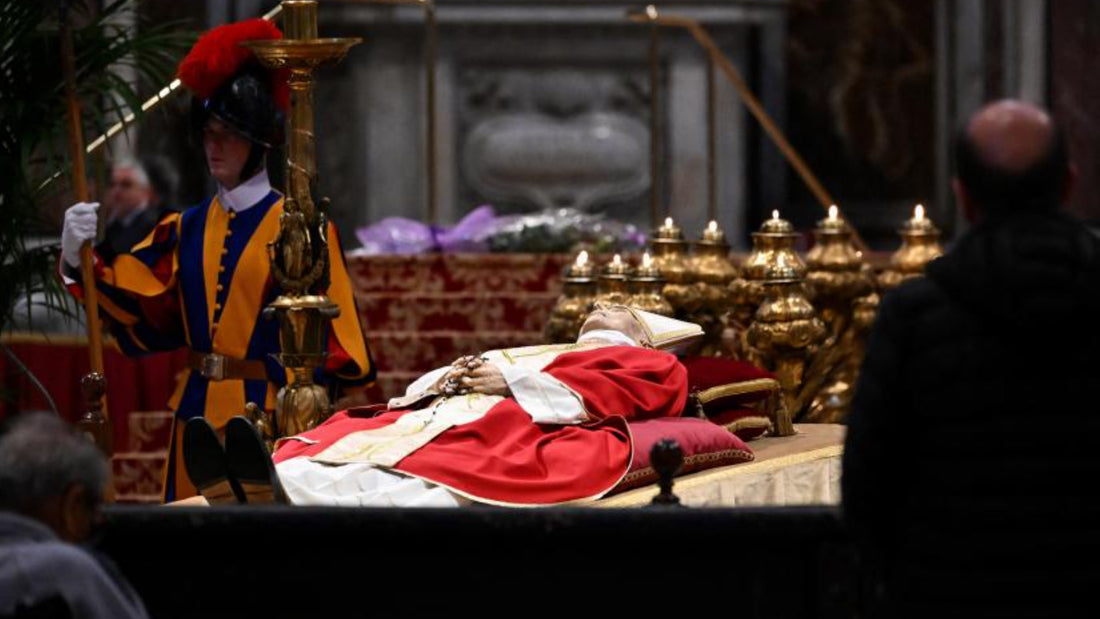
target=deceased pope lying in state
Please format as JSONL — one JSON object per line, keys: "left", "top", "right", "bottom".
{"left": 267, "top": 306, "right": 703, "bottom": 507}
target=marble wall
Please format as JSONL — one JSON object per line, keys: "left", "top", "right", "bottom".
{"left": 308, "top": 0, "right": 787, "bottom": 249}
{"left": 1051, "top": 0, "right": 1100, "bottom": 223}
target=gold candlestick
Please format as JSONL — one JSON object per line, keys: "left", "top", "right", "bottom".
{"left": 730, "top": 210, "right": 806, "bottom": 327}
{"left": 546, "top": 250, "right": 599, "bottom": 343}
{"left": 804, "top": 205, "right": 873, "bottom": 315}
{"left": 800, "top": 205, "right": 875, "bottom": 425}
{"left": 879, "top": 204, "right": 944, "bottom": 290}
{"left": 244, "top": 0, "right": 361, "bottom": 440}
{"left": 687, "top": 221, "right": 739, "bottom": 355}
{"left": 745, "top": 261, "right": 826, "bottom": 436}
{"left": 594, "top": 253, "right": 633, "bottom": 307}
{"left": 629, "top": 252, "right": 675, "bottom": 316}
{"left": 651, "top": 217, "right": 698, "bottom": 315}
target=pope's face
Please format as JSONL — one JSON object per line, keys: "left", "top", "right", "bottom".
{"left": 579, "top": 306, "right": 648, "bottom": 344}
{"left": 203, "top": 118, "right": 252, "bottom": 189}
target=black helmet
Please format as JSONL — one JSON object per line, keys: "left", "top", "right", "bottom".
{"left": 190, "top": 65, "right": 284, "bottom": 149}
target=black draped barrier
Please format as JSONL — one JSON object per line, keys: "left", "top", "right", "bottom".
{"left": 99, "top": 505, "right": 865, "bottom": 617}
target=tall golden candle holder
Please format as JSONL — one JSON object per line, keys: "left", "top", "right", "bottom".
{"left": 629, "top": 252, "right": 675, "bottom": 316}
{"left": 730, "top": 210, "right": 806, "bottom": 331}
{"left": 745, "top": 261, "right": 826, "bottom": 436}
{"left": 650, "top": 217, "right": 698, "bottom": 315}
{"left": 244, "top": 0, "right": 361, "bottom": 439}
{"left": 545, "top": 251, "right": 598, "bottom": 343}
{"left": 799, "top": 205, "right": 875, "bottom": 423}
{"left": 804, "top": 205, "right": 874, "bottom": 323}
{"left": 878, "top": 204, "right": 944, "bottom": 290}
{"left": 594, "top": 254, "right": 633, "bottom": 307}
{"left": 686, "top": 221, "right": 738, "bottom": 355}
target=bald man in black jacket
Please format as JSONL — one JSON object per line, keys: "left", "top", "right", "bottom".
{"left": 843, "top": 100, "right": 1100, "bottom": 618}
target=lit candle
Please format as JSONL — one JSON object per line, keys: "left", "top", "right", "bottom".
{"left": 828, "top": 204, "right": 839, "bottom": 221}
{"left": 664, "top": 217, "right": 673, "bottom": 228}
{"left": 708, "top": 220, "right": 718, "bottom": 233}
{"left": 772, "top": 210, "right": 780, "bottom": 221}
{"left": 576, "top": 250, "right": 589, "bottom": 267}
{"left": 611, "top": 253, "right": 622, "bottom": 267}
{"left": 914, "top": 204, "right": 925, "bottom": 221}
{"left": 642, "top": 252, "right": 653, "bottom": 269}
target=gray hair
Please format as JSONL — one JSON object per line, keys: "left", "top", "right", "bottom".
{"left": 111, "top": 157, "right": 151, "bottom": 188}
{"left": 0, "top": 413, "right": 108, "bottom": 514}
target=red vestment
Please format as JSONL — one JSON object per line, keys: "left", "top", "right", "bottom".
{"left": 273, "top": 346, "right": 688, "bottom": 505}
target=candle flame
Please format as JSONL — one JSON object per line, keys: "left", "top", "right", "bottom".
{"left": 576, "top": 250, "right": 588, "bottom": 266}
{"left": 612, "top": 253, "right": 622, "bottom": 266}
{"left": 664, "top": 217, "right": 673, "bottom": 228}
{"left": 643, "top": 252, "right": 653, "bottom": 268}
{"left": 828, "top": 204, "right": 839, "bottom": 220}
{"left": 914, "top": 204, "right": 925, "bottom": 221}
{"left": 772, "top": 210, "right": 780, "bottom": 220}
{"left": 707, "top": 220, "right": 718, "bottom": 232}
{"left": 645, "top": 4, "right": 658, "bottom": 19}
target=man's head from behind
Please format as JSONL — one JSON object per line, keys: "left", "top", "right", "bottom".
{"left": 0, "top": 413, "right": 108, "bottom": 542}
{"left": 953, "top": 100, "right": 1075, "bottom": 222}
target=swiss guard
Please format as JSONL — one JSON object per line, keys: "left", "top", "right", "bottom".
{"left": 60, "top": 19, "right": 374, "bottom": 501}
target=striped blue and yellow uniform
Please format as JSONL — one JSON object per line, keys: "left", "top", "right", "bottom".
{"left": 73, "top": 190, "right": 374, "bottom": 501}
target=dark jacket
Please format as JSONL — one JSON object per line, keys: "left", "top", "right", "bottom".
{"left": 843, "top": 210, "right": 1100, "bottom": 616}
{"left": 96, "top": 207, "right": 161, "bottom": 262}
{"left": 0, "top": 511, "right": 147, "bottom": 619}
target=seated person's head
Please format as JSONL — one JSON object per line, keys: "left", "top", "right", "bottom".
{"left": 0, "top": 413, "right": 108, "bottom": 542}
{"left": 953, "top": 99, "right": 1074, "bottom": 221}
{"left": 578, "top": 304, "right": 651, "bottom": 346}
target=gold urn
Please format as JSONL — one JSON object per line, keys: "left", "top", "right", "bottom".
{"left": 804, "top": 205, "right": 874, "bottom": 319}
{"left": 687, "top": 221, "right": 739, "bottom": 355}
{"left": 650, "top": 217, "right": 698, "bottom": 314}
{"left": 730, "top": 210, "right": 806, "bottom": 326}
{"left": 594, "top": 253, "right": 633, "bottom": 307}
{"left": 879, "top": 204, "right": 944, "bottom": 290}
{"left": 628, "top": 252, "right": 675, "bottom": 316}
{"left": 545, "top": 251, "right": 598, "bottom": 343}
{"left": 745, "top": 261, "right": 826, "bottom": 436}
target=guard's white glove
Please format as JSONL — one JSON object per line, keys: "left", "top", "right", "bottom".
{"left": 61, "top": 202, "right": 99, "bottom": 268}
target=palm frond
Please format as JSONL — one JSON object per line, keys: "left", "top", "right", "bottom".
{"left": 0, "top": 0, "right": 195, "bottom": 336}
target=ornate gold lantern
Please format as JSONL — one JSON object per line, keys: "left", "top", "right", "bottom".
{"left": 804, "top": 205, "right": 874, "bottom": 327}
{"left": 730, "top": 210, "right": 806, "bottom": 328}
{"left": 878, "top": 204, "right": 944, "bottom": 290}
{"left": 745, "top": 261, "right": 826, "bottom": 436}
{"left": 243, "top": 0, "right": 360, "bottom": 439}
{"left": 650, "top": 217, "right": 698, "bottom": 315}
{"left": 628, "top": 252, "right": 675, "bottom": 316}
{"left": 545, "top": 250, "right": 598, "bottom": 343}
{"left": 685, "top": 221, "right": 738, "bottom": 355}
{"left": 594, "top": 253, "right": 633, "bottom": 307}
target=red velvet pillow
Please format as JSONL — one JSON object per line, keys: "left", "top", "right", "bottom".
{"left": 608, "top": 417, "right": 755, "bottom": 495}
{"left": 679, "top": 356, "right": 780, "bottom": 440}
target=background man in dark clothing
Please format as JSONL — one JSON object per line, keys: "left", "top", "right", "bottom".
{"left": 843, "top": 100, "right": 1100, "bottom": 617}
{"left": 98, "top": 158, "right": 161, "bottom": 259}
{"left": 0, "top": 413, "right": 148, "bottom": 618}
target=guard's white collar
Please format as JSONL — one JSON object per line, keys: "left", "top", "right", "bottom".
{"left": 217, "top": 168, "right": 272, "bottom": 213}
{"left": 576, "top": 329, "right": 639, "bottom": 348}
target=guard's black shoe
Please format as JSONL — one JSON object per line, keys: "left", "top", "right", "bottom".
{"left": 224, "top": 416, "right": 288, "bottom": 504}
{"left": 182, "top": 417, "right": 245, "bottom": 505}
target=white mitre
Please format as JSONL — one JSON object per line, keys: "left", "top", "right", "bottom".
{"left": 625, "top": 308, "right": 704, "bottom": 354}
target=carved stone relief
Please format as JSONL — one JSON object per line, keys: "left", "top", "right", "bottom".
{"left": 458, "top": 67, "right": 652, "bottom": 214}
